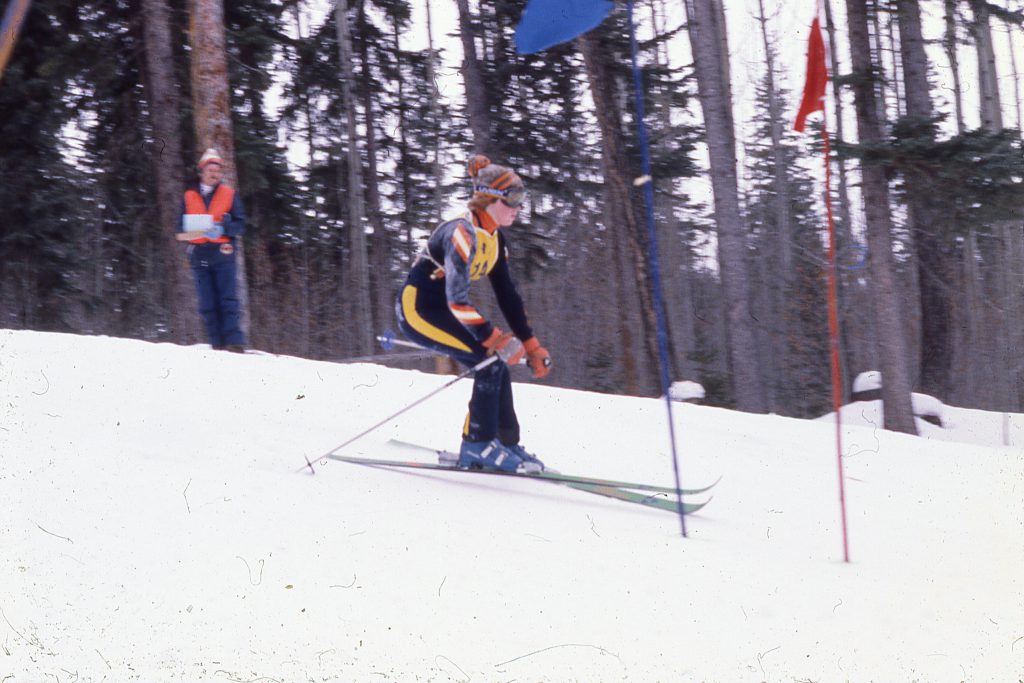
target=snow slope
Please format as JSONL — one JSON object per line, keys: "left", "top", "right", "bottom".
{"left": 1, "top": 330, "right": 1022, "bottom": 682}
{"left": 822, "top": 395, "right": 1024, "bottom": 450}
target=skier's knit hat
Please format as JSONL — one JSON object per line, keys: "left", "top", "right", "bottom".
{"left": 197, "top": 148, "right": 224, "bottom": 170}
{"left": 467, "top": 154, "right": 526, "bottom": 209}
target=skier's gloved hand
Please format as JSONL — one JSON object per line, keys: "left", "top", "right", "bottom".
{"left": 204, "top": 224, "right": 224, "bottom": 240}
{"left": 482, "top": 328, "right": 525, "bottom": 365}
{"left": 523, "top": 337, "right": 551, "bottom": 379}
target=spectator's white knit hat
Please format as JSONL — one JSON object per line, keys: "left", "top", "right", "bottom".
{"left": 197, "top": 148, "right": 224, "bottom": 170}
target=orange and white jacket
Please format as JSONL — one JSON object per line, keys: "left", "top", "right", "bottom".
{"left": 178, "top": 183, "right": 246, "bottom": 244}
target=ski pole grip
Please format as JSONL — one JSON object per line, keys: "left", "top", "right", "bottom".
{"left": 378, "top": 329, "right": 397, "bottom": 351}
{"left": 377, "top": 329, "right": 531, "bottom": 366}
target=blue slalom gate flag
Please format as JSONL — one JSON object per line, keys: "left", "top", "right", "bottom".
{"left": 514, "top": 0, "right": 614, "bottom": 54}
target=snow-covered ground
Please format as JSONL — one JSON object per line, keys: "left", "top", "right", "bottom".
{"left": 820, "top": 369, "right": 1024, "bottom": 450}
{"left": 822, "top": 394, "right": 1024, "bottom": 451}
{"left": 1, "top": 329, "right": 1022, "bottom": 682}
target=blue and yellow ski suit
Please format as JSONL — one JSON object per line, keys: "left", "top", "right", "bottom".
{"left": 397, "top": 209, "right": 533, "bottom": 444}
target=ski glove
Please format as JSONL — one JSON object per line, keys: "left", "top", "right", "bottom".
{"left": 204, "top": 224, "right": 224, "bottom": 240}
{"left": 523, "top": 337, "right": 551, "bottom": 379}
{"left": 482, "top": 328, "right": 526, "bottom": 365}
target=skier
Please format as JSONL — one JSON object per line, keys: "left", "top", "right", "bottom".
{"left": 396, "top": 155, "right": 552, "bottom": 473}
{"left": 179, "top": 148, "right": 247, "bottom": 352}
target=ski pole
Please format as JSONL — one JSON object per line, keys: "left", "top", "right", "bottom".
{"left": 341, "top": 349, "right": 438, "bottom": 363}
{"left": 376, "top": 330, "right": 425, "bottom": 353}
{"left": 377, "top": 330, "right": 548, "bottom": 369}
{"left": 299, "top": 354, "right": 499, "bottom": 474}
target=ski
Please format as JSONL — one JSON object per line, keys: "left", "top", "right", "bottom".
{"left": 324, "top": 453, "right": 710, "bottom": 515}
{"left": 555, "top": 481, "right": 709, "bottom": 514}
{"left": 388, "top": 439, "right": 720, "bottom": 496}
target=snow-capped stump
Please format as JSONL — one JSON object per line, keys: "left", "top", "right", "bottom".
{"left": 850, "top": 370, "right": 946, "bottom": 427}
{"left": 851, "top": 370, "right": 883, "bottom": 401}
{"left": 911, "top": 393, "right": 946, "bottom": 428}
{"left": 668, "top": 380, "right": 705, "bottom": 403}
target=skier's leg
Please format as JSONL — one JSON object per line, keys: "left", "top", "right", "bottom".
{"left": 496, "top": 369, "right": 520, "bottom": 446}
{"left": 396, "top": 283, "right": 526, "bottom": 471}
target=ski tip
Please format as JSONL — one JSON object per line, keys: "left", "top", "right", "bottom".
{"left": 686, "top": 496, "right": 712, "bottom": 514}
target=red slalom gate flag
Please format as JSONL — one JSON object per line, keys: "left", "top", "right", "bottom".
{"left": 794, "top": 17, "right": 827, "bottom": 132}
{"left": 793, "top": 11, "right": 850, "bottom": 562}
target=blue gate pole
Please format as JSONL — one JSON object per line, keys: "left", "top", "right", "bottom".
{"left": 626, "top": 0, "right": 688, "bottom": 537}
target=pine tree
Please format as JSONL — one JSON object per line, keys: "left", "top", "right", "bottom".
{"left": 0, "top": 0, "right": 88, "bottom": 330}
{"left": 746, "top": 74, "right": 831, "bottom": 417}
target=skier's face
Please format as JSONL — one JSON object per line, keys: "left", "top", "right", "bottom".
{"left": 488, "top": 198, "right": 520, "bottom": 227}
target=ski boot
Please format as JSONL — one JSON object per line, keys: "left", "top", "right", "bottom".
{"left": 503, "top": 443, "right": 545, "bottom": 472}
{"left": 458, "top": 439, "right": 528, "bottom": 473}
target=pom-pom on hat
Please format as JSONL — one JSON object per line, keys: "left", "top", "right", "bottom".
{"left": 467, "top": 154, "right": 526, "bottom": 208}
{"left": 197, "top": 148, "right": 224, "bottom": 170}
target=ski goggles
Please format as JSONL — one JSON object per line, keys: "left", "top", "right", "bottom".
{"left": 474, "top": 184, "right": 527, "bottom": 208}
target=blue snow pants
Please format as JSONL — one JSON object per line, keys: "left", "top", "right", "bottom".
{"left": 395, "top": 276, "right": 520, "bottom": 445}
{"left": 189, "top": 242, "right": 244, "bottom": 348}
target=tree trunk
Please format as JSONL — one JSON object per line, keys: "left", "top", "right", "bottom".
{"left": 335, "top": 0, "right": 372, "bottom": 355}
{"left": 140, "top": 0, "right": 199, "bottom": 344}
{"left": 553, "top": 62, "right": 607, "bottom": 391}
{"left": 1006, "top": 8, "right": 1022, "bottom": 130}
{"left": 1005, "top": 224, "right": 1024, "bottom": 411}
{"left": 684, "top": 0, "right": 767, "bottom": 412}
{"left": 188, "top": 0, "right": 251, "bottom": 341}
{"left": 0, "top": 0, "right": 30, "bottom": 82}
{"left": 425, "top": 0, "right": 444, "bottom": 224}
{"left": 823, "top": 0, "right": 859, "bottom": 395}
{"left": 884, "top": 5, "right": 904, "bottom": 117}
{"left": 755, "top": 0, "right": 792, "bottom": 411}
{"left": 578, "top": 32, "right": 662, "bottom": 395}
{"left": 961, "top": 228, "right": 981, "bottom": 404}
{"left": 292, "top": 5, "right": 315, "bottom": 356}
{"left": 897, "top": 0, "right": 955, "bottom": 400}
{"left": 392, "top": 12, "right": 414, "bottom": 260}
{"left": 650, "top": 0, "right": 696, "bottom": 381}
{"left": 969, "top": 1, "right": 1020, "bottom": 410}
{"left": 755, "top": 0, "right": 791, "bottom": 279}
{"left": 1005, "top": 8, "right": 1024, "bottom": 410}
{"left": 968, "top": 0, "right": 1003, "bottom": 130}
{"left": 868, "top": 0, "right": 889, "bottom": 125}
{"left": 454, "top": 0, "right": 493, "bottom": 153}
{"left": 846, "top": 0, "right": 917, "bottom": 434}
{"left": 943, "top": 0, "right": 966, "bottom": 134}
{"left": 356, "top": 1, "right": 391, "bottom": 333}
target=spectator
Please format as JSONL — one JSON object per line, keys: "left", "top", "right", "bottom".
{"left": 178, "top": 148, "right": 246, "bottom": 352}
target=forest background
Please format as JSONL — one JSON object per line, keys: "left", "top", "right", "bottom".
{"left": 1, "top": 0, "right": 1022, "bottom": 430}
